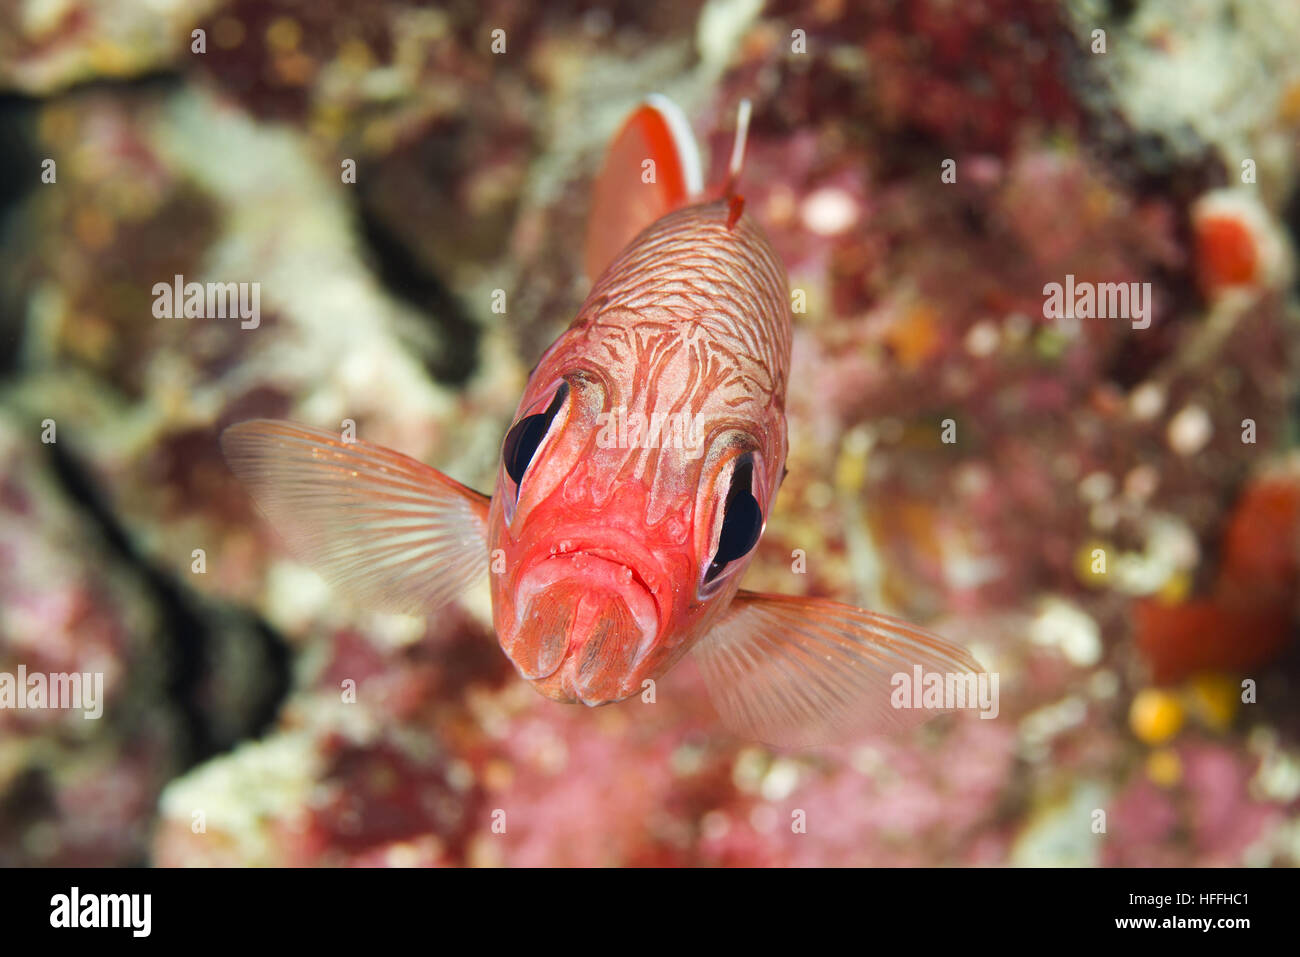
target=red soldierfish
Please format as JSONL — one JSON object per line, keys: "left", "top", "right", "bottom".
{"left": 222, "top": 96, "right": 983, "bottom": 748}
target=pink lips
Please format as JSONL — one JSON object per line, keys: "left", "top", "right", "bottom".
{"left": 505, "top": 550, "right": 660, "bottom": 703}
{"left": 515, "top": 551, "right": 659, "bottom": 648}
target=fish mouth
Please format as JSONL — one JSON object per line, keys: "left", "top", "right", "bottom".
{"left": 566, "top": 547, "right": 654, "bottom": 595}
{"left": 507, "top": 549, "right": 661, "bottom": 703}
{"left": 533, "top": 526, "right": 669, "bottom": 614}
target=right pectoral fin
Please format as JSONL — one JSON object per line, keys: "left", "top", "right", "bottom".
{"left": 221, "top": 419, "right": 491, "bottom": 616}
{"left": 692, "top": 590, "right": 985, "bottom": 749}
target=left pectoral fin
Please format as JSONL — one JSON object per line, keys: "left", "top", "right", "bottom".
{"left": 692, "top": 590, "right": 984, "bottom": 749}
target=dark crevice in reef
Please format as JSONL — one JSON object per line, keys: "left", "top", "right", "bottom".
{"left": 0, "top": 94, "right": 40, "bottom": 376}
{"left": 0, "top": 94, "right": 39, "bottom": 227}
{"left": 1107, "top": 0, "right": 1139, "bottom": 22}
{"left": 1283, "top": 181, "right": 1300, "bottom": 297}
{"left": 355, "top": 200, "right": 482, "bottom": 386}
{"left": 43, "top": 440, "right": 292, "bottom": 769}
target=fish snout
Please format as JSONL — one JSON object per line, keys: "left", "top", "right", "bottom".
{"left": 504, "top": 551, "right": 660, "bottom": 704}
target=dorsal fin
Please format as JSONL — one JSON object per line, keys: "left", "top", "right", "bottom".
{"left": 583, "top": 94, "right": 703, "bottom": 282}
{"left": 721, "top": 98, "right": 752, "bottom": 198}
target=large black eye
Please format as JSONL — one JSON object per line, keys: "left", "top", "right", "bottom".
{"left": 705, "top": 455, "right": 763, "bottom": 584}
{"left": 503, "top": 383, "right": 568, "bottom": 486}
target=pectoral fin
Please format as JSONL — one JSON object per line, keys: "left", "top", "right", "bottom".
{"left": 221, "top": 419, "right": 490, "bottom": 616}
{"left": 693, "top": 590, "right": 985, "bottom": 748}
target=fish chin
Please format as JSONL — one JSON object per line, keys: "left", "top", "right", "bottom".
{"left": 506, "top": 553, "right": 660, "bottom": 705}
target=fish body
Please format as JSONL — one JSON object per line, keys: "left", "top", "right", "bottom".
{"left": 490, "top": 198, "right": 790, "bottom": 706}
{"left": 223, "top": 97, "right": 982, "bottom": 747}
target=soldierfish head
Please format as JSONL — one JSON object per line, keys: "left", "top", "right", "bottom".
{"left": 486, "top": 358, "right": 785, "bottom": 706}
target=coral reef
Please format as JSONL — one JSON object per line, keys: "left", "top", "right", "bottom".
{"left": 1, "top": 0, "right": 1298, "bottom": 866}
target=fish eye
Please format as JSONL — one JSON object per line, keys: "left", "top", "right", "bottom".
{"left": 503, "top": 382, "right": 569, "bottom": 487}
{"left": 704, "top": 453, "right": 763, "bottom": 585}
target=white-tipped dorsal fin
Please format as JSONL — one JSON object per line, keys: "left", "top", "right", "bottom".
{"left": 584, "top": 94, "right": 703, "bottom": 281}
{"left": 643, "top": 93, "right": 704, "bottom": 198}
{"left": 725, "top": 98, "right": 752, "bottom": 194}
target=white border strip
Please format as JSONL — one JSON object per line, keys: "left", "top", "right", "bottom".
{"left": 644, "top": 93, "right": 704, "bottom": 199}
{"left": 728, "top": 98, "right": 752, "bottom": 183}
